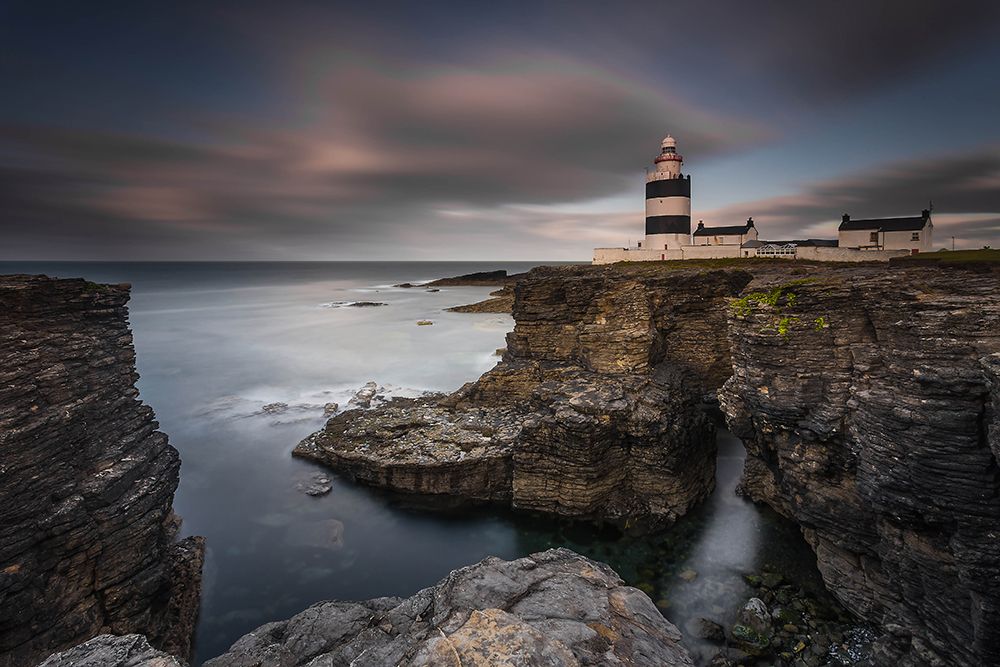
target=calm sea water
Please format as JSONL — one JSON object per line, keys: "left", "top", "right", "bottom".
{"left": 1, "top": 261, "right": 833, "bottom": 665}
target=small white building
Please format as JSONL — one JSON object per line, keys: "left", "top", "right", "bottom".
{"left": 838, "top": 210, "right": 933, "bottom": 253}
{"left": 692, "top": 218, "right": 758, "bottom": 246}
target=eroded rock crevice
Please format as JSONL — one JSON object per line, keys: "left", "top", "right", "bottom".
{"left": 720, "top": 267, "right": 1000, "bottom": 667}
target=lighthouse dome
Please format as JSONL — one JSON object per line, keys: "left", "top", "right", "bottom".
{"left": 661, "top": 135, "right": 676, "bottom": 149}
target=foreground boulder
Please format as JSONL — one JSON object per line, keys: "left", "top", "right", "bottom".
{"left": 201, "top": 548, "right": 693, "bottom": 667}
{"left": 295, "top": 265, "right": 751, "bottom": 524}
{"left": 720, "top": 266, "right": 1000, "bottom": 667}
{"left": 37, "top": 635, "right": 183, "bottom": 667}
{"left": 0, "top": 276, "right": 203, "bottom": 666}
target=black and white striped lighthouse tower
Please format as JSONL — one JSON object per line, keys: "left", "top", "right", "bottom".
{"left": 644, "top": 135, "right": 691, "bottom": 250}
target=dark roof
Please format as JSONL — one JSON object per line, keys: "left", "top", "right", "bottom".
{"left": 694, "top": 222, "right": 753, "bottom": 237}
{"left": 838, "top": 213, "right": 930, "bottom": 232}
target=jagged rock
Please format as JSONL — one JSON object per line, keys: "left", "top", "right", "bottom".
{"left": 322, "top": 402, "right": 339, "bottom": 416}
{"left": 294, "top": 265, "right": 746, "bottom": 524}
{"left": 738, "top": 598, "right": 771, "bottom": 637}
{"left": 0, "top": 276, "right": 203, "bottom": 666}
{"left": 719, "top": 266, "right": 1000, "bottom": 667}
{"left": 416, "top": 320, "right": 433, "bottom": 326}
{"left": 447, "top": 285, "right": 515, "bottom": 313}
{"left": 426, "top": 270, "right": 520, "bottom": 287}
{"left": 347, "top": 381, "right": 380, "bottom": 409}
{"left": 37, "top": 634, "right": 184, "bottom": 667}
{"left": 203, "top": 549, "right": 693, "bottom": 667}
{"left": 261, "top": 402, "right": 288, "bottom": 414}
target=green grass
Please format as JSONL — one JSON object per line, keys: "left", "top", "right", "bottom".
{"left": 892, "top": 249, "right": 1000, "bottom": 264}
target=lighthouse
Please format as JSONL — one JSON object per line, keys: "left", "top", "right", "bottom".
{"left": 643, "top": 135, "right": 691, "bottom": 250}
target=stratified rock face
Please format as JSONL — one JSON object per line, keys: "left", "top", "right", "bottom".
{"left": 202, "top": 549, "right": 693, "bottom": 667}
{"left": 295, "top": 265, "right": 748, "bottom": 524}
{"left": 719, "top": 267, "right": 1000, "bottom": 667}
{"left": 511, "top": 367, "right": 713, "bottom": 521}
{"left": 0, "top": 276, "right": 203, "bottom": 667}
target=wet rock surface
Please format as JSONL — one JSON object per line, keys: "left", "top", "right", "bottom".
{"left": 199, "top": 548, "right": 693, "bottom": 667}
{"left": 719, "top": 266, "right": 1000, "bottom": 667}
{"left": 0, "top": 276, "right": 203, "bottom": 666}
{"left": 295, "top": 265, "right": 750, "bottom": 524}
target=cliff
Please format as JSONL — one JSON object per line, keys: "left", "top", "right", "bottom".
{"left": 301, "top": 259, "right": 1000, "bottom": 665}
{"left": 719, "top": 266, "right": 1000, "bottom": 666}
{"left": 295, "top": 265, "right": 753, "bottom": 524}
{"left": 0, "top": 276, "right": 203, "bottom": 667}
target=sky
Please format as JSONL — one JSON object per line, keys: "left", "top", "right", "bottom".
{"left": 2, "top": 0, "right": 1000, "bottom": 260}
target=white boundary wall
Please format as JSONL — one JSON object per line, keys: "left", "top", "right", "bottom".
{"left": 593, "top": 245, "right": 910, "bottom": 265}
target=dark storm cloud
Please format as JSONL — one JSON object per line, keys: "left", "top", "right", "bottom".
{"left": 700, "top": 148, "right": 1000, "bottom": 248}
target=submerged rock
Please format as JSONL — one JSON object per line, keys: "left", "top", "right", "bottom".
{"left": 202, "top": 548, "right": 693, "bottom": 667}
{"left": 295, "top": 472, "right": 333, "bottom": 496}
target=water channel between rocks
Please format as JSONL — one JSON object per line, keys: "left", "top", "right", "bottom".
{"left": 0, "top": 261, "right": 865, "bottom": 665}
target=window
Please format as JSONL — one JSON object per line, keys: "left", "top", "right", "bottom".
{"left": 869, "top": 232, "right": 878, "bottom": 243}
{"left": 911, "top": 232, "right": 920, "bottom": 241}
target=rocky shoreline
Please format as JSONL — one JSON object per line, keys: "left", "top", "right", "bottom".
{"left": 6, "top": 260, "right": 1000, "bottom": 667}
{"left": 295, "top": 260, "right": 1000, "bottom": 667}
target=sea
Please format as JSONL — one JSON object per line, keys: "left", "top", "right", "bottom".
{"left": 0, "top": 261, "right": 842, "bottom": 665}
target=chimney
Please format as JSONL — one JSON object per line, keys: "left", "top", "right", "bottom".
{"left": 697, "top": 221, "right": 705, "bottom": 230}
{"left": 842, "top": 213, "right": 850, "bottom": 223}
{"left": 747, "top": 216, "right": 754, "bottom": 227}
{"left": 921, "top": 208, "right": 931, "bottom": 219}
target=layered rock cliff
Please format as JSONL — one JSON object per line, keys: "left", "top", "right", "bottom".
{"left": 719, "top": 266, "right": 1000, "bottom": 667}
{"left": 296, "top": 265, "right": 753, "bottom": 524}
{"left": 0, "top": 276, "right": 203, "bottom": 667}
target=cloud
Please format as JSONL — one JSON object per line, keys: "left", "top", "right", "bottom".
{"left": 697, "top": 148, "right": 1000, "bottom": 248}
{"left": 0, "top": 52, "right": 768, "bottom": 259}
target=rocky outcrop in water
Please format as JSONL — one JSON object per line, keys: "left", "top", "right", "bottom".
{"left": 446, "top": 285, "right": 515, "bottom": 313}
{"left": 295, "top": 265, "right": 751, "bottom": 524}
{"left": 0, "top": 276, "right": 203, "bottom": 667}
{"left": 198, "top": 548, "right": 693, "bottom": 667}
{"left": 719, "top": 266, "right": 1000, "bottom": 667}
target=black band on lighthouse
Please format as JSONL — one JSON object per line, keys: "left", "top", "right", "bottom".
{"left": 645, "top": 215, "right": 691, "bottom": 235}
{"left": 645, "top": 179, "right": 691, "bottom": 199}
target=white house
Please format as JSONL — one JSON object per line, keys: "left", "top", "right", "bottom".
{"left": 837, "top": 210, "right": 933, "bottom": 253}
{"left": 692, "top": 218, "right": 758, "bottom": 246}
